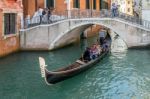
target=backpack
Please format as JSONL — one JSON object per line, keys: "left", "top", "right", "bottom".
{"left": 42, "top": 10, "right": 46, "bottom": 15}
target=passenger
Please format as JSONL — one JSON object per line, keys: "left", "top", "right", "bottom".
{"left": 83, "top": 47, "right": 91, "bottom": 62}
{"left": 96, "top": 43, "right": 102, "bottom": 55}
{"left": 90, "top": 44, "right": 99, "bottom": 59}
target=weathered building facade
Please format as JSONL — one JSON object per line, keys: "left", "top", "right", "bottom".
{"left": 23, "top": 0, "right": 111, "bottom": 38}
{"left": 0, "top": 0, "right": 23, "bottom": 57}
{"left": 141, "top": 0, "right": 150, "bottom": 21}
{"left": 23, "top": 0, "right": 111, "bottom": 17}
{"left": 111, "top": 0, "right": 133, "bottom": 15}
{"left": 133, "top": 0, "right": 150, "bottom": 21}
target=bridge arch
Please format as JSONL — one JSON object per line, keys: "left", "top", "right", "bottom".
{"left": 50, "top": 22, "right": 128, "bottom": 52}
{"left": 20, "top": 18, "right": 150, "bottom": 51}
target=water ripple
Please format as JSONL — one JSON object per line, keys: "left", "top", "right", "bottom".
{"left": 0, "top": 47, "right": 150, "bottom": 98}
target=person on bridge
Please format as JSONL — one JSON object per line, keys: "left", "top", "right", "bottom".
{"left": 48, "top": 7, "right": 52, "bottom": 23}
{"left": 111, "top": 3, "right": 118, "bottom": 17}
{"left": 37, "top": 7, "right": 44, "bottom": 23}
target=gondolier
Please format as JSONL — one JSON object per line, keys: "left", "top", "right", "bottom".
{"left": 99, "top": 29, "right": 106, "bottom": 45}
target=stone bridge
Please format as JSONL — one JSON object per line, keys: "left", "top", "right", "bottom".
{"left": 20, "top": 17, "right": 150, "bottom": 52}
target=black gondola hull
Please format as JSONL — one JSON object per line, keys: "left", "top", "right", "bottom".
{"left": 45, "top": 52, "right": 108, "bottom": 84}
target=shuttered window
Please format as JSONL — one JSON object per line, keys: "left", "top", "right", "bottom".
{"left": 93, "top": 0, "right": 96, "bottom": 9}
{"left": 86, "top": 0, "right": 90, "bottom": 9}
{"left": 4, "top": 13, "right": 16, "bottom": 35}
{"left": 73, "top": 0, "right": 80, "bottom": 8}
{"left": 46, "top": 0, "right": 54, "bottom": 8}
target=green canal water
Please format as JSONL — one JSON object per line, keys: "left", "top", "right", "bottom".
{"left": 0, "top": 37, "right": 150, "bottom": 99}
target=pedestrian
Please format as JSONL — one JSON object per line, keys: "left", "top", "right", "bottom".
{"left": 47, "top": 8, "right": 52, "bottom": 23}
{"left": 111, "top": 3, "right": 117, "bottom": 17}
{"left": 42, "top": 8, "right": 46, "bottom": 16}
{"left": 25, "top": 15, "right": 30, "bottom": 28}
{"left": 37, "top": 7, "right": 43, "bottom": 23}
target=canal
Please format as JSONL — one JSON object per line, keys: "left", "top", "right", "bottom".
{"left": 0, "top": 37, "right": 150, "bottom": 99}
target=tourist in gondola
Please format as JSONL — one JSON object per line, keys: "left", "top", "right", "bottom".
{"left": 83, "top": 47, "right": 91, "bottom": 62}
{"left": 90, "top": 44, "right": 99, "bottom": 59}
{"left": 96, "top": 43, "right": 102, "bottom": 55}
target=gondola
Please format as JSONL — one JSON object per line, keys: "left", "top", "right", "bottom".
{"left": 39, "top": 50, "right": 109, "bottom": 85}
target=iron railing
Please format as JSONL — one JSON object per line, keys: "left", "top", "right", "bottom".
{"left": 22, "top": 9, "right": 150, "bottom": 30}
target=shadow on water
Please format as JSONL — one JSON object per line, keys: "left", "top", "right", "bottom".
{"left": 129, "top": 45, "right": 150, "bottom": 50}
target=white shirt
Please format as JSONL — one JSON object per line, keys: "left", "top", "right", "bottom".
{"left": 38, "top": 8, "right": 43, "bottom": 16}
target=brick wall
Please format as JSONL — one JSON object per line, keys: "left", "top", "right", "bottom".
{"left": 22, "top": 0, "right": 110, "bottom": 45}
{"left": 0, "top": 1, "right": 22, "bottom": 57}
{"left": 86, "top": 25, "right": 102, "bottom": 37}
{"left": 23, "top": 0, "right": 111, "bottom": 17}
{"left": 55, "top": 0, "right": 67, "bottom": 12}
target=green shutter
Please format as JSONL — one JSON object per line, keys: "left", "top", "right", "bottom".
{"left": 93, "top": 0, "right": 96, "bottom": 9}
{"left": 46, "top": 0, "right": 54, "bottom": 8}
{"left": 78, "top": 0, "right": 80, "bottom": 8}
{"left": 100, "top": 0, "right": 108, "bottom": 9}
{"left": 86, "top": 0, "right": 90, "bottom": 9}
{"left": 4, "top": 14, "right": 10, "bottom": 35}
{"left": 74, "top": 0, "right": 80, "bottom": 8}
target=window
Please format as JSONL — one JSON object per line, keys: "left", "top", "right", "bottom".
{"left": 128, "top": 8, "right": 130, "bottom": 12}
{"left": 73, "top": 0, "right": 80, "bottom": 8}
{"left": 128, "top": 1, "right": 130, "bottom": 4}
{"left": 99, "top": 0, "right": 108, "bottom": 10}
{"left": 46, "top": 0, "right": 54, "bottom": 8}
{"left": 93, "top": 0, "right": 96, "bottom": 9}
{"left": 4, "top": 13, "right": 16, "bottom": 35}
{"left": 86, "top": 0, "right": 90, "bottom": 9}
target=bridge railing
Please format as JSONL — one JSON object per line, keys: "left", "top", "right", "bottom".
{"left": 23, "top": 10, "right": 68, "bottom": 28}
{"left": 69, "top": 9, "right": 110, "bottom": 18}
{"left": 23, "top": 9, "right": 112, "bottom": 29}
{"left": 117, "top": 12, "right": 150, "bottom": 29}
{"left": 23, "top": 9, "right": 150, "bottom": 29}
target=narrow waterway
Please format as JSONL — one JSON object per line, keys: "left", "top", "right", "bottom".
{"left": 0, "top": 37, "right": 150, "bottom": 99}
